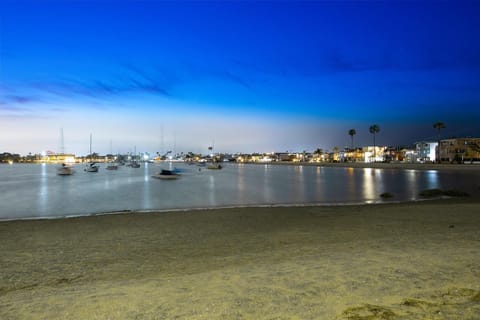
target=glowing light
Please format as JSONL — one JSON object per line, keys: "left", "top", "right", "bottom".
{"left": 63, "top": 156, "right": 76, "bottom": 164}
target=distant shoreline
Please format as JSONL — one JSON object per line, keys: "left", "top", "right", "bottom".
{"left": 2, "top": 161, "right": 480, "bottom": 172}
{"left": 245, "top": 161, "right": 480, "bottom": 171}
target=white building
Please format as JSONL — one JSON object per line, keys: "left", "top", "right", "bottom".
{"left": 362, "top": 146, "right": 386, "bottom": 163}
{"left": 415, "top": 141, "right": 437, "bottom": 162}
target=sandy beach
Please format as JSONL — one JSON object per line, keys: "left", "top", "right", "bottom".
{"left": 1, "top": 199, "right": 480, "bottom": 319}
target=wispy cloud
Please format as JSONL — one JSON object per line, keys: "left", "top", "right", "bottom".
{"left": 10, "top": 63, "right": 175, "bottom": 102}
{"left": 0, "top": 104, "right": 31, "bottom": 112}
{"left": 0, "top": 102, "right": 48, "bottom": 120}
{"left": 32, "top": 77, "right": 170, "bottom": 99}
{"left": 183, "top": 61, "right": 253, "bottom": 90}
{"left": 0, "top": 94, "right": 40, "bottom": 104}
{"left": 121, "top": 64, "right": 173, "bottom": 96}
{"left": 0, "top": 95, "right": 42, "bottom": 119}
{"left": 213, "top": 69, "right": 251, "bottom": 90}
{"left": 234, "top": 47, "right": 480, "bottom": 79}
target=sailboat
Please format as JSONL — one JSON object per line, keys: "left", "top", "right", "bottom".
{"left": 84, "top": 134, "right": 99, "bottom": 172}
{"left": 58, "top": 163, "right": 75, "bottom": 175}
{"left": 206, "top": 144, "right": 222, "bottom": 170}
{"left": 127, "top": 146, "right": 141, "bottom": 168}
{"left": 106, "top": 140, "right": 119, "bottom": 170}
{"left": 57, "top": 128, "right": 75, "bottom": 175}
{"left": 106, "top": 162, "right": 119, "bottom": 170}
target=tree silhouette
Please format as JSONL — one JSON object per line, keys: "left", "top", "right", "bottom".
{"left": 369, "top": 125, "right": 380, "bottom": 161}
{"left": 348, "top": 129, "right": 356, "bottom": 149}
{"left": 433, "top": 121, "right": 446, "bottom": 163}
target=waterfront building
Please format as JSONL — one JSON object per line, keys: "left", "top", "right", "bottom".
{"left": 362, "top": 146, "right": 386, "bottom": 163}
{"left": 440, "top": 138, "right": 480, "bottom": 163}
{"left": 42, "top": 153, "right": 76, "bottom": 164}
{"left": 340, "top": 148, "right": 364, "bottom": 162}
{"left": 415, "top": 141, "right": 437, "bottom": 163}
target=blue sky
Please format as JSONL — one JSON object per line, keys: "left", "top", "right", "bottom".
{"left": 1, "top": 0, "right": 479, "bottom": 155}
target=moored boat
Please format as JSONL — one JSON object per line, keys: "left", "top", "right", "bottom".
{"left": 57, "top": 163, "right": 75, "bottom": 175}
{"left": 151, "top": 169, "right": 180, "bottom": 180}
{"left": 84, "top": 162, "right": 99, "bottom": 172}
{"left": 207, "top": 163, "right": 222, "bottom": 170}
{"left": 127, "top": 161, "right": 141, "bottom": 168}
{"left": 106, "top": 163, "right": 119, "bottom": 170}
{"left": 85, "top": 134, "right": 99, "bottom": 172}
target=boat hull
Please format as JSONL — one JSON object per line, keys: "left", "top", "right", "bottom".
{"left": 151, "top": 174, "right": 179, "bottom": 180}
{"left": 57, "top": 167, "right": 74, "bottom": 175}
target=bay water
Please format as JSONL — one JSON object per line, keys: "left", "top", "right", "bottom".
{"left": 0, "top": 163, "right": 479, "bottom": 220}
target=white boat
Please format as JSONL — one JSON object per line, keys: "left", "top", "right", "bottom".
{"left": 84, "top": 162, "right": 99, "bottom": 172}
{"left": 105, "top": 163, "right": 118, "bottom": 170}
{"left": 57, "top": 163, "right": 75, "bottom": 175}
{"left": 151, "top": 169, "right": 180, "bottom": 180}
{"left": 106, "top": 143, "right": 119, "bottom": 170}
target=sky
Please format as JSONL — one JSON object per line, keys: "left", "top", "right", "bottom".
{"left": 1, "top": 0, "right": 480, "bottom": 156}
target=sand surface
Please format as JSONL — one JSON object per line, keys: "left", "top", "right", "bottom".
{"left": 1, "top": 199, "right": 480, "bottom": 319}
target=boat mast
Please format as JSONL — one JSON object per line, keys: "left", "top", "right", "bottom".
{"left": 89, "top": 133, "right": 93, "bottom": 162}
{"left": 59, "top": 128, "right": 65, "bottom": 155}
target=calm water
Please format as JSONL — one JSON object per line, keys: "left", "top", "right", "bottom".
{"left": 1, "top": 163, "right": 479, "bottom": 220}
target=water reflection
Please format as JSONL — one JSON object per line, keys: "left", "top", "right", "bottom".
{"left": 263, "top": 165, "right": 273, "bottom": 203}
{"left": 38, "top": 163, "right": 48, "bottom": 212}
{"left": 143, "top": 163, "right": 151, "bottom": 208}
{"left": 426, "top": 170, "right": 439, "bottom": 189}
{"left": 405, "top": 170, "right": 419, "bottom": 198}
{"left": 345, "top": 167, "right": 357, "bottom": 200}
{"left": 236, "top": 164, "right": 246, "bottom": 202}
{"left": 315, "top": 166, "right": 322, "bottom": 194}
{"left": 363, "top": 168, "right": 376, "bottom": 201}
{"left": 294, "top": 166, "right": 305, "bottom": 201}
{"left": 208, "top": 175, "right": 216, "bottom": 205}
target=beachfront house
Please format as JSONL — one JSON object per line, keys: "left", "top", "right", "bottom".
{"left": 344, "top": 147, "right": 370, "bottom": 162}
{"left": 440, "top": 138, "right": 480, "bottom": 163}
{"left": 362, "top": 146, "right": 386, "bottom": 162}
{"left": 415, "top": 141, "right": 437, "bottom": 163}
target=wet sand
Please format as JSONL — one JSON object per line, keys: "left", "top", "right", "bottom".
{"left": 1, "top": 199, "right": 480, "bottom": 319}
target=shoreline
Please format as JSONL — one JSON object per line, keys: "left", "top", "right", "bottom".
{"left": 4, "top": 161, "right": 480, "bottom": 172}
{"left": 0, "top": 197, "right": 462, "bottom": 223}
{"left": 247, "top": 161, "right": 480, "bottom": 171}
{"left": 1, "top": 198, "right": 480, "bottom": 319}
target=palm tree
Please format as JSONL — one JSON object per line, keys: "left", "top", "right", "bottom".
{"left": 369, "top": 124, "right": 380, "bottom": 161}
{"left": 348, "top": 129, "right": 356, "bottom": 149}
{"left": 313, "top": 148, "right": 323, "bottom": 162}
{"left": 433, "top": 121, "right": 446, "bottom": 163}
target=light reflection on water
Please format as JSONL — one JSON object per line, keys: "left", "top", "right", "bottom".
{"left": 426, "top": 170, "right": 439, "bottom": 187}
{"left": 362, "top": 168, "right": 376, "bottom": 202}
{"left": 0, "top": 163, "right": 479, "bottom": 220}
{"left": 208, "top": 175, "right": 215, "bottom": 206}
{"left": 38, "top": 163, "right": 48, "bottom": 212}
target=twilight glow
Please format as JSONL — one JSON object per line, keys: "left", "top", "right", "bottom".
{"left": 1, "top": 1, "right": 479, "bottom": 155}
